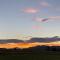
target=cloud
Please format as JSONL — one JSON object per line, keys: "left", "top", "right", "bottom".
{"left": 32, "top": 25, "right": 42, "bottom": 30}
{"left": 50, "top": 5, "right": 60, "bottom": 12}
{"left": 34, "top": 16, "right": 60, "bottom": 22}
{"left": 40, "top": 1, "right": 50, "bottom": 7}
{"left": 41, "top": 18, "right": 49, "bottom": 22}
{"left": 56, "top": 7, "right": 60, "bottom": 11}
{"left": 34, "top": 18, "right": 44, "bottom": 22}
{"left": 34, "top": 17, "right": 49, "bottom": 22}
{"left": 49, "top": 16, "right": 60, "bottom": 20}
{"left": 23, "top": 8, "right": 38, "bottom": 13}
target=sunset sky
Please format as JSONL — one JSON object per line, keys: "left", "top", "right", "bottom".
{"left": 0, "top": 0, "right": 60, "bottom": 39}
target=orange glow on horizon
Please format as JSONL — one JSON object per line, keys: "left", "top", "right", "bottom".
{"left": 0, "top": 41, "right": 59, "bottom": 49}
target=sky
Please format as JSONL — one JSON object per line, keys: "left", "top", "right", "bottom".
{"left": 0, "top": 0, "right": 60, "bottom": 39}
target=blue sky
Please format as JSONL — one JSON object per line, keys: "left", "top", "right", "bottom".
{"left": 0, "top": 0, "right": 60, "bottom": 39}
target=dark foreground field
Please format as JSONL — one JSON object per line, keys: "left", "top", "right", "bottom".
{"left": 0, "top": 46, "right": 60, "bottom": 60}
{"left": 0, "top": 51, "right": 60, "bottom": 60}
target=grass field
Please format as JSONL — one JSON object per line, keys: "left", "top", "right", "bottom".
{"left": 0, "top": 51, "right": 60, "bottom": 60}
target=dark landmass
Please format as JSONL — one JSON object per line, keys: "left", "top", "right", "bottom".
{"left": 0, "top": 45, "right": 60, "bottom": 53}
{"left": 0, "top": 45, "right": 60, "bottom": 60}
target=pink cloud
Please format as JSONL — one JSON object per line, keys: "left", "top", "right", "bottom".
{"left": 55, "top": 8, "right": 60, "bottom": 11}
{"left": 41, "top": 18, "right": 49, "bottom": 22}
{"left": 23, "top": 8, "right": 38, "bottom": 13}
{"left": 33, "top": 16, "right": 60, "bottom": 23}
{"left": 40, "top": 1, "right": 50, "bottom": 7}
{"left": 34, "top": 17, "right": 49, "bottom": 22}
{"left": 49, "top": 16, "right": 60, "bottom": 19}
{"left": 32, "top": 25, "right": 42, "bottom": 30}
{"left": 35, "top": 18, "right": 44, "bottom": 22}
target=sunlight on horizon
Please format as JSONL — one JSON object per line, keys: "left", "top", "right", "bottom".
{"left": 0, "top": 41, "right": 59, "bottom": 49}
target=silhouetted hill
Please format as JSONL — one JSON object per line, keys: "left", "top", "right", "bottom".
{"left": 0, "top": 45, "right": 60, "bottom": 53}
{"left": 0, "top": 39, "right": 24, "bottom": 43}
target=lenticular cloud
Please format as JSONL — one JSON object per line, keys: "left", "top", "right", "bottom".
{"left": 34, "top": 16, "right": 60, "bottom": 22}
{"left": 23, "top": 8, "right": 38, "bottom": 13}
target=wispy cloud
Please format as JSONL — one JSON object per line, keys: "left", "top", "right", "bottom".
{"left": 34, "top": 16, "right": 60, "bottom": 22}
{"left": 49, "top": 16, "right": 60, "bottom": 19}
{"left": 34, "top": 17, "right": 49, "bottom": 22}
{"left": 40, "top": 1, "right": 50, "bottom": 7}
{"left": 23, "top": 8, "right": 38, "bottom": 13}
{"left": 56, "top": 7, "right": 60, "bottom": 11}
{"left": 49, "top": 4, "right": 60, "bottom": 12}
{"left": 32, "top": 25, "right": 42, "bottom": 30}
